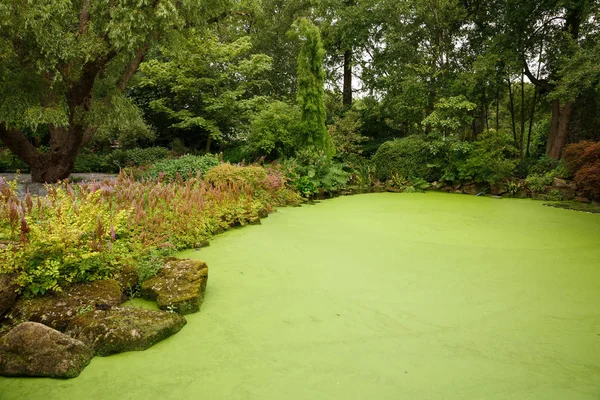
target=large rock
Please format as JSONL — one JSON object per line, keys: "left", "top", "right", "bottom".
{"left": 141, "top": 258, "right": 208, "bottom": 315}
{"left": 66, "top": 307, "right": 186, "bottom": 356}
{"left": 462, "top": 183, "right": 479, "bottom": 195}
{"left": 552, "top": 177, "right": 576, "bottom": 189}
{"left": 0, "top": 322, "right": 92, "bottom": 378}
{"left": 4, "top": 280, "right": 122, "bottom": 332}
{"left": 115, "top": 264, "right": 140, "bottom": 300}
{"left": 490, "top": 183, "right": 507, "bottom": 196}
{"left": 0, "top": 274, "right": 18, "bottom": 321}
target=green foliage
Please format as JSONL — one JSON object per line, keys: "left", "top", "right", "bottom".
{"left": 455, "top": 132, "right": 518, "bottom": 184}
{"left": 504, "top": 180, "right": 523, "bottom": 196}
{"left": 282, "top": 149, "right": 349, "bottom": 197}
{"left": 139, "top": 154, "right": 220, "bottom": 182}
{"left": 108, "top": 147, "right": 171, "bottom": 170}
{"left": 422, "top": 96, "right": 477, "bottom": 137}
{"left": 0, "top": 149, "right": 29, "bottom": 172}
{"left": 328, "top": 107, "right": 369, "bottom": 161}
{"left": 247, "top": 101, "right": 301, "bottom": 159}
{"left": 294, "top": 18, "right": 334, "bottom": 156}
{"left": 388, "top": 173, "right": 430, "bottom": 192}
{"left": 135, "top": 31, "right": 272, "bottom": 152}
{"left": 372, "top": 136, "right": 430, "bottom": 181}
{"left": 73, "top": 147, "right": 172, "bottom": 173}
{"left": 525, "top": 173, "right": 553, "bottom": 194}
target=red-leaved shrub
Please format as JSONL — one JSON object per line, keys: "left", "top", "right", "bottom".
{"left": 563, "top": 141, "right": 600, "bottom": 200}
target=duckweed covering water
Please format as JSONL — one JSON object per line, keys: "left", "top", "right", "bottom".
{"left": 2, "top": 192, "right": 599, "bottom": 399}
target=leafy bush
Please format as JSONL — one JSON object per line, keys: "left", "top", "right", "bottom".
{"left": 563, "top": 141, "right": 600, "bottom": 200}
{"left": 328, "top": 108, "right": 368, "bottom": 161}
{"left": 562, "top": 141, "right": 600, "bottom": 174}
{"left": 107, "top": 147, "right": 171, "bottom": 169}
{"left": 525, "top": 173, "right": 553, "bottom": 193}
{"left": 281, "top": 149, "right": 349, "bottom": 197}
{"left": 139, "top": 154, "right": 220, "bottom": 181}
{"left": 0, "top": 148, "right": 29, "bottom": 172}
{"left": 455, "top": 132, "right": 518, "bottom": 184}
{"left": 574, "top": 163, "right": 600, "bottom": 200}
{"left": 247, "top": 101, "right": 302, "bottom": 159}
{"left": 74, "top": 147, "right": 172, "bottom": 173}
{"left": 74, "top": 152, "right": 111, "bottom": 173}
{"left": 372, "top": 135, "right": 430, "bottom": 181}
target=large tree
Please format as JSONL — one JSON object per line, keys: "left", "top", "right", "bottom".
{"left": 0, "top": 0, "right": 225, "bottom": 182}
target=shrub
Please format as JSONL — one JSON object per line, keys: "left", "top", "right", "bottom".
{"left": 0, "top": 149, "right": 29, "bottom": 172}
{"left": 74, "top": 152, "right": 112, "bottom": 173}
{"left": 108, "top": 147, "right": 171, "bottom": 169}
{"left": 525, "top": 173, "right": 553, "bottom": 193}
{"left": 455, "top": 132, "right": 518, "bottom": 184}
{"left": 139, "top": 154, "right": 220, "bottom": 181}
{"left": 562, "top": 141, "right": 600, "bottom": 174}
{"left": 285, "top": 149, "right": 349, "bottom": 196}
{"left": 562, "top": 141, "right": 600, "bottom": 200}
{"left": 574, "top": 163, "right": 600, "bottom": 200}
{"left": 372, "top": 135, "right": 430, "bottom": 181}
{"left": 247, "top": 101, "right": 302, "bottom": 159}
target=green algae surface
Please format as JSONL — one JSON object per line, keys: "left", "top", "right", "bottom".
{"left": 2, "top": 192, "right": 600, "bottom": 399}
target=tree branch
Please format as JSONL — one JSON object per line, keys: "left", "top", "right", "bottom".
{"left": 0, "top": 123, "right": 40, "bottom": 165}
{"left": 118, "top": 42, "right": 150, "bottom": 92}
{"left": 522, "top": 59, "right": 553, "bottom": 93}
{"left": 79, "top": 0, "right": 92, "bottom": 35}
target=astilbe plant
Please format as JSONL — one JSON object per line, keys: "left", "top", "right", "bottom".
{"left": 0, "top": 165, "right": 301, "bottom": 295}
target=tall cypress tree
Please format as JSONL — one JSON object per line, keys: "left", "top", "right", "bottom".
{"left": 295, "top": 18, "right": 334, "bottom": 156}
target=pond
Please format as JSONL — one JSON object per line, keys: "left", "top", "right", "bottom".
{"left": 2, "top": 192, "right": 599, "bottom": 400}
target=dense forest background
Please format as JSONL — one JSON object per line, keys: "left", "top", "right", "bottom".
{"left": 0, "top": 0, "right": 599, "bottom": 195}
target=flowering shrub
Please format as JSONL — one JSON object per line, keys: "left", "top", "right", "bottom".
{"left": 0, "top": 164, "right": 300, "bottom": 295}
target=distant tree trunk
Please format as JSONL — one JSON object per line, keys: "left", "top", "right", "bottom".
{"left": 546, "top": 101, "right": 573, "bottom": 159}
{"left": 519, "top": 73, "right": 525, "bottom": 159}
{"left": 526, "top": 87, "right": 538, "bottom": 158}
{"left": 495, "top": 85, "right": 500, "bottom": 132}
{"left": 205, "top": 135, "right": 212, "bottom": 153}
{"left": 507, "top": 78, "right": 518, "bottom": 147}
{"left": 343, "top": 49, "right": 352, "bottom": 106}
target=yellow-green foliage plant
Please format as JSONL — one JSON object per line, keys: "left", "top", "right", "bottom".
{"left": 0, "top": 166, "right": 301, "bottom": 296}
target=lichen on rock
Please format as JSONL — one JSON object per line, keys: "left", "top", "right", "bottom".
{"left": 3, "top": 279, "right": 122, "bottom": 332}
{"left": 66, "top": 307, "right": 186, "bottom": 356}
{"left": 141, "top": 258, "right": 208, "bottom": 315}
{"left": 0, "top": 322, "right": 93, "bottom": 378}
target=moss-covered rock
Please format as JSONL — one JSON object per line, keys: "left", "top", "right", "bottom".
{"left": 0, "top": 322, "right": 92, "bottom": 378}
{"left": 141, "top": 258, "right": 208, "bottom": 315}
{"left": 114, "top": 264, "right": 140, "bottom": 300}
{"left": 4, "top": 280, "right": 122, "bottom": 332}
{"left": 65, "top": 307, "right": 186, "bottom": 356}
{"left": 0, "top": 274, "right": 18, "bottom": 321}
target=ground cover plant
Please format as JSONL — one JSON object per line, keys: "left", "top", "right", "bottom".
{"left": 0, "top": 164, "right": 300, "bottom": 296}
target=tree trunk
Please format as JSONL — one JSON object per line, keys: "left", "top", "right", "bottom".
{"left": 205, "top": 135, "right": 212, "bottom": 153}
{"left": 547, "top": 101, "right": 573, "bottom": 159}
{"left": 507, "top": 78, "right": 518, "bottom": 147}
{"left": 342, "top": 49, "right": 352, "bottom": 106}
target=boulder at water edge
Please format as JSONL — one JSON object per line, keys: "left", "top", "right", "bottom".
{"left": 0, "top": 322, "right": 92, "bottom": 378}
{"left": 66, "top": 307, "right": 186, "bottom": 356}
{"left": 141, "top": 258, "right": 208, "bottom": 315}
{"left": 4, "top": 280, "right": 122, "bottom": 332}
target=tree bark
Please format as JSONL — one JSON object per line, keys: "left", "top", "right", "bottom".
{"left": 547, "top": 101, "right": 573, "bottom": 159}
{"left": 342, "top": 49, "right": 352, "bottom": 106}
